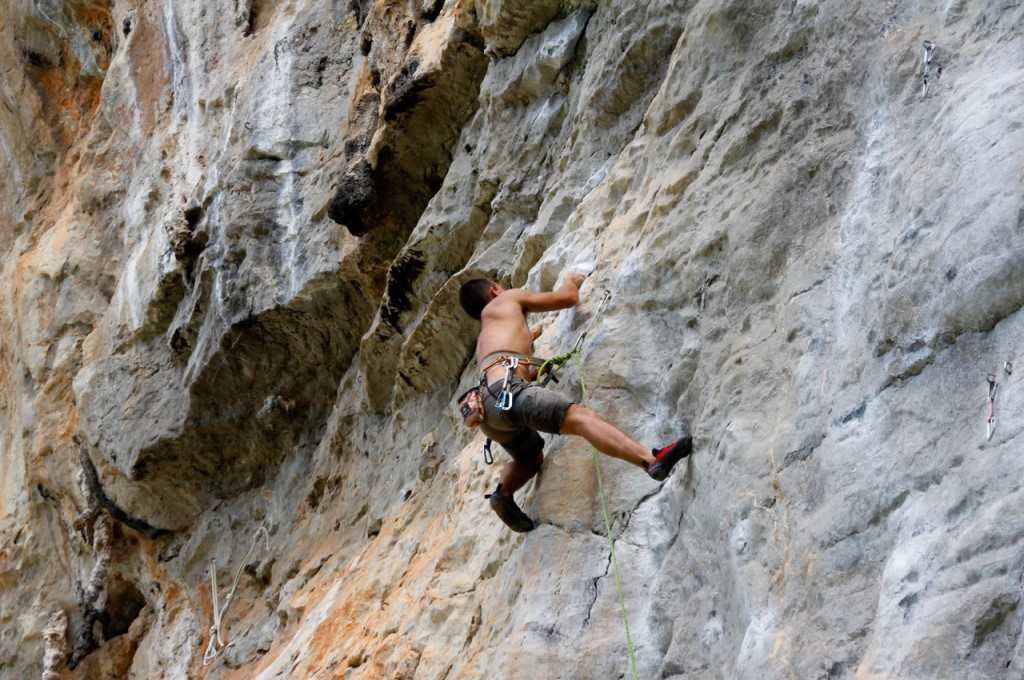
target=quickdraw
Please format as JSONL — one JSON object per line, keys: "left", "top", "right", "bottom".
{"left": 986, "top": 373, "right": 999, "bottom": 441}
{"left": 536, "top": 289, "right": 612, "bottom": 386}
{"left": 537, "top": 332, "right": 586, "bottom": 386}
{"left": 921, "top": 40, "right": 942, "bottom": 98}
{"left": 986, "top": 361, "right": 1014, "bottom": 441}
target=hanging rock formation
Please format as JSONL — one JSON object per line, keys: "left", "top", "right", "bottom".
{"left": 1, "top": 1, "right": 1023, "bottom": 678}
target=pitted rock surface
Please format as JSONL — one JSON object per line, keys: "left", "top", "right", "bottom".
{"left": 2, "top": 1, "right": 1023, "bottom": 678}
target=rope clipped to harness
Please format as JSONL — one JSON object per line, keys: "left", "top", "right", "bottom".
{"left": 203, "top": 525, "right": 271, "bottom": 665}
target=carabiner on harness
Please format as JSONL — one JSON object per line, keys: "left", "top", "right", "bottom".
{"left": 497, "top": 357, "right": 519, "bottom": 411}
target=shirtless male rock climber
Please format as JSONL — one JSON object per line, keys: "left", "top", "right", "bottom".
{"left": 458, "top": 272, "right": 692, "bottom": 532}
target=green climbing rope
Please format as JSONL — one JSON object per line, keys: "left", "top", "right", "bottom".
{"left": 576, "top": 351, "right": 640, "bottom": 680}
{"left": 537, "top": 332, "right": 586, "bottom": 384}
{"left": 528, "top": 290, "right": 637, "bottom": 677}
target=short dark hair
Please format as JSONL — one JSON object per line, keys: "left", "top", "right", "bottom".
{"left": 459, "top": 278, "right": 495, "bottom": 320}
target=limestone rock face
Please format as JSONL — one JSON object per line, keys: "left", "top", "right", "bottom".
{"left": 2, "top": 1, "right": 1024, "bottom": 678}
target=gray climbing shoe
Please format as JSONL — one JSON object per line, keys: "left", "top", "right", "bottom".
{"left": 486, "top": 485, "right": 535, "bottom": 532}
{"left": 647, "top": 425, "right": 693, "bottom": 481}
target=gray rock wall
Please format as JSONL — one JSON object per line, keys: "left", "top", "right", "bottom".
{"left": 1, "top": 0, "right": 1022, "bottom": 678}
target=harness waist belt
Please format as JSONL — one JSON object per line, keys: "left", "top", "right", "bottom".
{"left": 477, "top": 350, "right": 545, "bottom": 375}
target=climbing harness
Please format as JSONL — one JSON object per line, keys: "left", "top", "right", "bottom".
{"left": 478, "top": 352, "right": 544, "bottom": 411}
{"left": 468, "top": 351, "right": 548, "bottom": 464}
{"left": 472, "top": 339, "right": 583, "bottom": 465}
{"left": 203, "top": 525, "right": 271, "bottom": 666}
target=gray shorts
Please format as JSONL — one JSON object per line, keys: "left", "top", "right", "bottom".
{"left": 480, "top": 377, "right": 574, "bottom": 463}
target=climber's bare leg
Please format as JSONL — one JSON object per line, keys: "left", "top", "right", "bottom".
{"left": 560, "top": 405, "right": 656, "bottom": 468}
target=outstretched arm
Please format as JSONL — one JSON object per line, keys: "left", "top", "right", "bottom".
{"left": 519, "top": 272, "right": 586, "bottom": 313}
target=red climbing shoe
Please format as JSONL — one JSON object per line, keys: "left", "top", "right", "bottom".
{"left": 647, "top": 427, "right": 693, "bottom": 481}
{"left": 487, "top": 485, "right": 536, "bottom": 533}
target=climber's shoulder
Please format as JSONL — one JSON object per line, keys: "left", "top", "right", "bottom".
{"left": 481, "top": 288, "right": 528, "bottom": 320}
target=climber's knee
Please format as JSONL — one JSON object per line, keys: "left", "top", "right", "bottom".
{"left": 521, "top": 449, "right": 543, "bottom": 477}
{"left": 559, "top": 404, "right": 594, "bottom": 436}
{"left": 508, "top": 446, "right": 543, "bottom": 477}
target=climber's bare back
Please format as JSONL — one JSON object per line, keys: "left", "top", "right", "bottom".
{"left": 475, "top": 275, "right": 585, "bottom": 384}
{"left": 476, "top": 291, "right": 537, "bottom": 382}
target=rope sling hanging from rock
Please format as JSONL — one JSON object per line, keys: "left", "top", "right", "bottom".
{"left": 203, "top": 525, "right": 271, "bottom": 666}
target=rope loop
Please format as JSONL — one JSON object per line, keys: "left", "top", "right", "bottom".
{"left": 203, "top": 525, "right": 271, "bottom": 666}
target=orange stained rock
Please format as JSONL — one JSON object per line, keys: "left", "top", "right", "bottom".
{"left": 126, "top": 7, "right": 168, "bottom": 138}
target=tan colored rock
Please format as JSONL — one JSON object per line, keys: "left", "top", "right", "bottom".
{"left": 2, "top": 1, "right": 1024, "bottom": 679}
{"left": 41, "top": 608, "right": 68, "bottom": 680}
{"left": 474, "top": 0, "right": 588, "bottom": 57}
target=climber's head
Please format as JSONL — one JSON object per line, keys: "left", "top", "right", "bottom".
{"left": 459, "top": 278, "right": 503, "bottom": 320}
